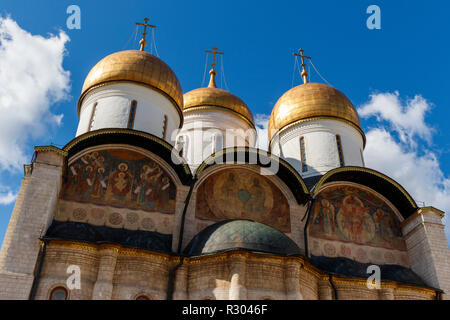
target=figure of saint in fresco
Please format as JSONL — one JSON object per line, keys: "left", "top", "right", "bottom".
{"left": 65, "top": 162, "right": 81, "bottom": 195}
{"left": 107, "top": 162, "right": 132, "bottom": 201}
{"left": 335, "top": 195, "right": 374, "bottom": 243}
{"left": 217, "top": 172, "right": 239, "bottom": 218}
{"left": 311, "top": 199, "right": 336, "bottom": 237}
{"left": 90, "top": 155, "right": 107, "bottom": 198}
{"left": 156, "top": 176, "right": 172, "bottom": 211}
{"left": 374, "top": 208, "right": 396, "bottom": 242}
{"left": 133, "top": 164, "right": 153, "bottom": 205}
{"left": 91, "top": 167, "right": 108, "bottom": 198}
{"left": 143, "top": 166, "right": 163, "bottom": 208}
{"left": 243, "top": 178, "right": 266, "bottom": 219}
{"left": 78, "top": 165, "right": 95, "bottom": 197}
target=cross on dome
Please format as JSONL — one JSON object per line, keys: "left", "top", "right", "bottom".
{"left": 205, "top": 46, "right": 224, "bottom": 88}
{"left": 135, "top": 17, "right": 156, "bottom": 51}
{"left": 293, "top": 48, "right": 312, "bottom": 84}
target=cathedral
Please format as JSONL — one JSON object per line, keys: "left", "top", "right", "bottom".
{"left": 0, "top": 19, "right": 449, "bottom": 300}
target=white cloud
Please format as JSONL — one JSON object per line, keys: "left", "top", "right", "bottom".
{"left": 358, "top": 92, "right": 450, "bottom": 241}
{"left": 0, "top": 185, "right": 16, "bottom": 205}
{"left": 0, "top": 16, "right": 70, "bottom": 172}
{"left": 255, "top": 113, "right": 270, "bottom": 151}
{"left": 358, "top": 91, "right": 433, "bottom": 146}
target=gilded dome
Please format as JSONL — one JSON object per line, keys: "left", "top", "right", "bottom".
{"left": 268, "top": 83, "right": 362, "bottom": 141}
{"left": 78, "top": 50, "right": 183, "bottom": 115}
{"left": 183, "top": 70, "right": 254, "bottom": 127}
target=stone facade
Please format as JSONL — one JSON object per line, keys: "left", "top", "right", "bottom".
{"left": 0, "top": 146, "right": 449, "bottom": 300}
{"left": 31, "top": 242, "right": 436, "bottom": 300}
{"left": 0, "top": 147, "right": 65, "bottom": 299}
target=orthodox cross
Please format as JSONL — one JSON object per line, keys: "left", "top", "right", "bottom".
{"left": 293, "top": 48, "right": 312, "bottom": 84}
{"left": 205, "top": 46, "right": 224, "bottom": 88}
{"left": 205, "top": 46, "right": 224, "bottom": 71}
{"left": 136, "top": 18, "right": 156, "bottom": 51}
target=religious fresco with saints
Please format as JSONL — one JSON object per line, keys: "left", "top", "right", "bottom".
{"left": 309, "top": 185, "right": 406, "bottom": 251}
{"left": 195, "top": 168, "right": 291, "bottom": 232}
{"left": 61, "top": 149, "right": 176, "bottom": 213}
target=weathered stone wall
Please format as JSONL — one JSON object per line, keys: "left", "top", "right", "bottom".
{"left": 33, "top": 243, "right": 437, "bottom": 300}
{"left": 0, "top": 148, "right": 65, "bottom": 300}
{"left": 402, "top": 207, "right": 450, "bottom": 299}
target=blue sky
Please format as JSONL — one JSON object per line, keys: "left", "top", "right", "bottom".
{"left": 0, "top": 0, "right": 449, "bottom": 244}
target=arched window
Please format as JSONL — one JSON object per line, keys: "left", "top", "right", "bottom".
{"left": 127, "top": 100, "right": 138, "bottom": 129}
{"left": 88, "top": 102, "right": 98, "bottom": 132}
{"left": 49, "top": 286, "right": 68, "bottom": 300}
{"left": 300, "top": 137, "right": 307, "bottom": 172}
{"left": 336, "top": 135, "right": 345, "bottom": 167}
{"left": 135, "top": 294, "right": 150, "bottom": 300}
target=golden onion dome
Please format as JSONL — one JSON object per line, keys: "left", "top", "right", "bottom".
{"left": 268, "top": 82, "right": 363, "bottom": 142}
{"left": 183, "top": 70, "right": 255, "bottom": 127}
{"left": 77, "top": 50, "right": 183, "bottom": 117}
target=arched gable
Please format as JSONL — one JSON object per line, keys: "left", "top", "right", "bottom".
{"left": 61, "top": 146, "right": 177, "bottom": 214}
{"left": 195, "top": 147, "right": 310, "bottom": 205}
{"left": 63, "top": 128, "right": 192, "bottom": 185}
{"left": 313, "top": 166, "right": 417, "bottom": 218}
{"left": 193, "top": 166, "right": 293, "bottom": 233}
{"left": 309, "top": 182, "right": 410, "bottom": 267}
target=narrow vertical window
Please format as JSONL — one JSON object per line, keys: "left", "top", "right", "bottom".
{"left": 127, "top": 100, "right": 138, "bottom": 129}
{"left": 360, "top": 148, "right": 365, "bottom": 167}
{"left": 300, "top": 137, "right": 307, "bottom": 172}
{"left": 211, "top": 134, "right": 217, "bottom": 154}
{"left": 162, "top": 115, "right": 168, "bottom": 139}
{"left": 88, "top": 102, "right": 98, "bottom": 132}
{"left": 336, "top": 135, "right": 345, "bottom": 167}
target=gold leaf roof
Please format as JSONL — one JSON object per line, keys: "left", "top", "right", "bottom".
{"left": 269, "top": 83, "right": 362, "bottom": 141}
{"left": 183, "top": 87, "right": 255, "bottom": 127}
{"left": 78, "top": 50, "right": 183, "bottom": 116}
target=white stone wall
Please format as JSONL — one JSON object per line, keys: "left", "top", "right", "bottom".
{"left": 402, "top": 207, "right": 450, "bottom": 299}
{"left": 76, "top": 83, "right": 181, "bottom": 145}
{"left": 0, "top": 149, "right": 64, "bottom": 299}
{"left": 271, "top": 119, "right": 365, "bottom": 178}
{"left": 176, "top": 109, "right": 256, "bottom": 172}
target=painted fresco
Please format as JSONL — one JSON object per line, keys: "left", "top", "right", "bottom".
{"left": 310, "top": 185, "right": 406, "bottom": 251}
{"left": 62, "top": 149, "right": 176, "bottom": 213}
{"left": 195, "top": 169, "right": 291, "bottom": 232}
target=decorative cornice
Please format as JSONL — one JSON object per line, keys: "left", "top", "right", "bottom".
{"left": 401, "top": 206, "right": 445, "bottom": 229}
{"left": 34, "top": 146, "right": 68, "bottom": 157}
